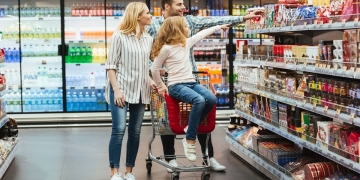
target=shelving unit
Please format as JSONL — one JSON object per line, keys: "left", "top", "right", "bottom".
{"left": 226, "top": 134, "right": 293, "bottom": 180}
{"left": 0, "top": 143, "right": 19, "bottom": 178}
{"left": 234, "top": 109, "right": 360, "bottom": 174}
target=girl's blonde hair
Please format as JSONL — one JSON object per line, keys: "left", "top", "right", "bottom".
{"left": 118, "top": 2, "right": 148, "bottom": 35}
{"left": 151, "top": 16, "right": 187, "bottom": 60}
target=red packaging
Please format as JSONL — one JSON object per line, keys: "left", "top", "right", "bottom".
{"left": 340, "top": 130, "right": 352, "bottom": 158}
{"left": 278, "top": 0, "right": 301, "bottom": 4}
{"left": 348, "top": 132, "right": 360, "bottom": 162}
{"left": 279, "top": 45, "right": 284, "bottom": 62}
{"left": 273, "top": 45, "right": 278, "bottom": 61}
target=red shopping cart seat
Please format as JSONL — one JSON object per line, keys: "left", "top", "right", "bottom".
{"left": 165, "top": 94, "right": 216, "bottom": 134}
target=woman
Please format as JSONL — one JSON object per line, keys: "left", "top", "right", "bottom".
{"left": 105, "top": 2, "right": 155, "bottom": 180}
{"left": 150, "top": 16, "right": 229, "bottom": 161}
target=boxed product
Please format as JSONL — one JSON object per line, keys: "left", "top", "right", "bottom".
{"left": 270, "top": 99, "right": 279, "bottom": 127}
{"left": 278, "top": 103, "right": 291, "bottom": 132}
{"left": 316, "top": 121, "right": 332, "bottom": 149}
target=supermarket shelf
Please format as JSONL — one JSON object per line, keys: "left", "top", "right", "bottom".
{"left": 226, "top": 135, "right": 292, "bottom": 180}
{"left": 0, "top": 142, "right": 19, "bottom": 179}
{"left": 22, "top": 87, "right": 63, "bottom": 90}
{"left": 236, "top": 82, "right": 360, "bottom": 126}
{"left": 0, "top": 116, "right": 9, "bottom": 128}
{"left": 67, "top": 86, "right": 105, "bottom": 90}
{"left": 66, "top": 39, "right": 108, "bottom": 43}
{"left": 196, "top": 61, "right": 221, "bottom": 65}
{"left": 66, "top": 63, "right": 105, "bottom": 66}
{"left": 235, "top": 109, "right": 360, "bottom": 174}
{"left": 244, "top": 21, "right": 360, "bottom": 34}
{"left": 234, "top": 59, "right": 358, "bottom": 79}
{"left": 233, "top": 39, "right": 275, "bottom": 45}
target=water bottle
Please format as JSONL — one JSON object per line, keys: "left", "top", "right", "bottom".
{"left": 91, "top": 92, "right": 97, "bottom": 111}
{"left": 66, "top": 92, "right": 72, "bottom": 111}
{"left": 6, "top": 92, "right": 13, "bottom": 112}
{"left": 23, "top": 91, "right": 29, "bottom": 112}
{"left": 58, "top": 90, "right": 63, "bottom": 111}
{"left": 14, "top": 91, "right": 21, "bottom": 112}
{"left": 15, "top": 47, "right": 20, "bottom": 62}
{"left": 215, "top": 88, "right": 221, "bottom": 106}
{"left": 72, "top": 92, "right": 78, "bottom": 111}
{"left": 75, "top": 46, "right": 81, "bottom": 63}
{"left": 97, "top": 90, "right": 102, "bottom": 110}
{"left": 3, "top": 48, "right": 9, "bottom": 62}
{"left": 30, "top": 91, "right": 36, "bottom": 112}
{"left": 78, "top": 91, "right": 85, "bottom": 111}
{"left": 75, "top": 75, "right": 82, "bottom": 87}
{"left": 81, "top": 46, "right": 87, "bottom": 63}
{"left": 84, "top": 92, "right": 90, "bottom": 111}
{"left": 37, "top": 67, "right": 42, "bottom": 86}
{"left": 86, "top": 46, "right": 92, "bottom": 63}
{"left": 7, "top": 48, "right": 13, "bottom": 63}
{"left": 48, "top": 90, "right": 54, "bottom": 111}
{"left": 43, "top": 67, "right": 48, "bottom": 86}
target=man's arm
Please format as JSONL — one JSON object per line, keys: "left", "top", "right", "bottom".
{"left": 189, "top": 15, "right": 243, "bottom": 30}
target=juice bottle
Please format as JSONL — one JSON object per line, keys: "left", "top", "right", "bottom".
{"left": 197, "top": 65, "right": 204, "bottom": 84}
{"left": 209, "top": 67, "right": 215, "bottom": 84}
{"left": 203, "top": 65, "right": 209, "bottom": 83}
{"left": 215, "top": 68, "right": 222, "bottom": 84}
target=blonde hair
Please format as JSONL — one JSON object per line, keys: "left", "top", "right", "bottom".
{"left": 118, "top": 2, "right": 148, "bottom": 35}
{"left": 151, "top": 16, "right": 187, "bottom": 60}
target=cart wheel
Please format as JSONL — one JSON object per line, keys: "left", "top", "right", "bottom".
{"left": 146, "top": 162, "right": 152, "bottom": 174}
{"left": 171, "top": 173, "right": 179, "bottom": 180}
{"left": 201, "top": 172, "right": 210, "bottom": 180}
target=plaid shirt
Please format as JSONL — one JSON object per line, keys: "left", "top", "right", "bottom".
{"left": 147, "top": 15, "right": 244, "bottom": 72}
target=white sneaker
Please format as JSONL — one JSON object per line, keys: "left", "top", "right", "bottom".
{"left": 209, "top": 158, "right": 226, "bottom": 171}
{"left": 124, "top": 172, "right": 136, "bottom": 180}
{"left": 110, "top": 173, "right": 123, "bottom": 180}
{"left": 182, "top": 138, "right": 197, "bottom": 161}
{"left": 167, "top": 159, "right": 178, "bottom": 173}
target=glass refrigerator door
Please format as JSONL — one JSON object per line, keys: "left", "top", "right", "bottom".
{"left": 64, "top": 0, "right": 107, "bottom": 112}
{"left": 0, "top": 2, "right": 21, "bottom": 113}
{"left": 19, "top": 0, "right": 63, "bottom": 113}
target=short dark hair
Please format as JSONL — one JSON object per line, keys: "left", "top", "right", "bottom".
{"left": 161, "top": 0, "right": 173, "bottom": 9}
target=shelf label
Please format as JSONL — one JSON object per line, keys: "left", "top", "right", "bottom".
{"left": 101, "top": 63, "right": 105, "bottom": 66}
{"left": 84, "top": 87, "right": 89, "bottom": 89}
{"left": 76, "top": 64, "right": 81, "bottom": 66}
{"left": 40, "top": 87, "right": 45, "bottom": 90}
{"left": 26, "top": 88, "right": 31, "bottom": 90}
{"left": 79, "top": 40, "right": 84, "bottom": 43}
{"left": 350, "top": 67, "right": 355, "bottom": 72}
{"left": 341, "top": 19, "right": 346, "bottom": 28}
{"left": 326, "top": 65, "right": 331, "bottom": 69}
{"left": 69, "top": 41, "right": 74, "bottom": 43}
{"left": 38, "top": 17, "right": 43, "bottom": 20}
{"left": 101, "top": 16, "right": 105, "bottom": 19}
{"left": 342, "top": 66, "right": 347, "bottom": 72}
{"left": 91, "top": 87, "right": 96, "bottom": 89}
{"left": 355, "top": 18, "right": 359, "bottom": 27}
{"left": 58, "top": 87, "right": 62, "bottom": 89}
{"left": 324, "top": 106, "right": 328, "bottom": 112}
{"left": 114, "top": 17, "right": 119, "bottom": 19}
{"left": 70, "top": 87, "right": 75, "bottom": 89}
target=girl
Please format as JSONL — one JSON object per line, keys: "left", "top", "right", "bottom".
{"left": 150, "top": 16, "right": 229, "bottom": 161}
{"left": 105, "top": 2, "right": 156, "bottom": 180}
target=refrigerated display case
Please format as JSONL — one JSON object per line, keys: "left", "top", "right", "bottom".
{"left": 0, "top": 0, "right": 249, "bottom": 113}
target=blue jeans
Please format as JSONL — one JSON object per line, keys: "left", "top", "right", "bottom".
{"left": 108, "top": 85, "right": 145, "bottom": 168}
{"left": 168, "top": 82, "right": 216, "bottom": 140}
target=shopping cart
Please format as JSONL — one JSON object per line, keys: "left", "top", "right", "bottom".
{"left": 146, "top": 71, "right": 216, "bottom": 180}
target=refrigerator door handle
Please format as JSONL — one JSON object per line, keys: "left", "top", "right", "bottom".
{"left": 58, "top": 44, "right": 69, "bottom": 56}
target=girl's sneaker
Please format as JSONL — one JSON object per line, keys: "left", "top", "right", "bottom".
{"left": 182, "top": 138, "right": 197, "bottom": 161}
{"left": 110, "top": 173, "right": 123, "bottom": 180}
{"left": 124, "top": 172, "right": 136, "bottom": 180}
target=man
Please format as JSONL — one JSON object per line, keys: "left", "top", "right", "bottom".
{"left": 147, "top": 0, "right": 263, "bottom": 172}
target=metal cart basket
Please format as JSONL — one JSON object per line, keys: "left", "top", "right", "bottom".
{"left": 146, "top": 72, "right": 216, "bottom": 180}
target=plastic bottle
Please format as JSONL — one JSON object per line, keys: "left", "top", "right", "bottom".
{"left": 224, "top": 88, "right": 230, "bottom": 106}
{"left": 13, "top": 91, "right": 20, "bottom": 112}
{"left": 84, "top": 92, "right": 90, "bottom": 111}
{"left": 78, "top": 91, "right": 85, "bottom": 111}
{"left": 43, "top": 67, "right": 48, "bottom": 86}
{"left": 75, "top": 46, "right": 81, "bottom": 63}
{"left": 72, "top": 92, "right": 78, "bottom": 111}
{"left": 7, "top": 48, "right": 13, "bottom": 63}
{"left": 81, "top": 46, "right": 87, "bottom": 63}
{"left": 66, "top": 92, "right": 72, "bottom": 111}
{"left": 91, "top": 92, "right": 97, "bottom": 111}
{"left": 13, "top": 47, "right": 19, "bottom": 62}
{"left": 48, "top": 90, "right": 54, "bottom": 111}
{"left": 92, "top": 47, "right": 98, "bottom": 63}
{"left": 86, "top": 46, "right": 92, "bottom": 63}
{"left": 23, "top": 91, "right": 30, "bottom": 112}
{"left": 37, "top": 67, "right": 42, "bottom": 86}
{"left": 97, "top": 90, "right": 103, "bottom": 110}
{"left": 58, "top": 90, "right": 63, "bottom": 111}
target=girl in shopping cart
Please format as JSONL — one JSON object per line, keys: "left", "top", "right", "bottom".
{"left": 150, "top": 16, "right": 229, "bottom": 161}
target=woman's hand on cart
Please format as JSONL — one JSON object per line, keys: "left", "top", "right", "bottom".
{"left": 158, "top": 88, "right": 168, "bottom": 99}
{"left": 150, "top": 79, "right": 157, "bottom": 90}
{"left": 114, "top": 89, "right": 126, "bottom": 108}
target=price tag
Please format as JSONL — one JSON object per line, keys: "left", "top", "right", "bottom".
{"left": 312, "top": 102, "right": 317, "bottom": 109}
{"left": 326, "top": 65, "right": 331, "bottom": 69}
{"left": 355, "top": 18, "right": 359, "bottom": 27}
{"left": 291, "top": 23, "right": 294, "bottom": 27}
{"left": 350, "top": 113, "right": 355, "bottom": 119}
{"left": 324, "top": 106, "right": 328, "bottom": 112}
{"left": 40, "top": 87, "right": 45, "bottom": 90}
{"left": 114, "top": 17, "right": 119, "bottom": 19}
{"left": 350, "top": 67, "right": 355, "bottom": 72}
{"left": 334, "top": 64, "right": 338, "bottom": 70}
{"left": 336, "top": 109, "right": 341, "bottom": 115}
{"left": 342, "top": 66, "right": 347, "bottom": 72}
{"left": 76, "top": 64, "right": 81, "bottom": 66}
{"left": 314, "top": 20, "right": 318, "bottom": 25}
{"left": 91, "top": 87, "right": 96, "bottom": 89}
{"left": 303, "top": 22, "right": 307, "bottom": 29}
{"left": 322, "top": 64, "right": 326, "bottom": 69}
{"left": 315, "top": 63, "right": 319, "bottom": 68}
{"left": 84, "top": 87, "right": 89, "bottom": 89}
{"left": 303, "top": 99, "right": 307, "bottom": 104}
{"left": 38, "top": 17, "right": 44, "bottom": 20}
{"left": 70, "top": 87, "right": 75, "bottom": 89}
{"left": 356, "top": 68, "right": 360, "bottom": 73}
{"left": 341, "top": 19, "right": 346, "bottom": 28}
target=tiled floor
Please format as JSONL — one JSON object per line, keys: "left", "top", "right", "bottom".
{"left": 2, "top": 125, "right": 268, "bottom": 180}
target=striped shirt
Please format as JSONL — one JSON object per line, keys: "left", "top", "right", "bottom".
{"left": 105, "top": 30, "right": 153, "bottom": 104}
{"left": 147, "top": 15, "right": 244, "bottom": 71}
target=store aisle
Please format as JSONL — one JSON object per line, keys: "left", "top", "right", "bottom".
{"left": 2, "top": 125, "right": 267, "bottom": 180}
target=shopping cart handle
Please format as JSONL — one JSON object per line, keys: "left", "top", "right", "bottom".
{"left": 192, "top": 71, "right": 208, "bottom": 75}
